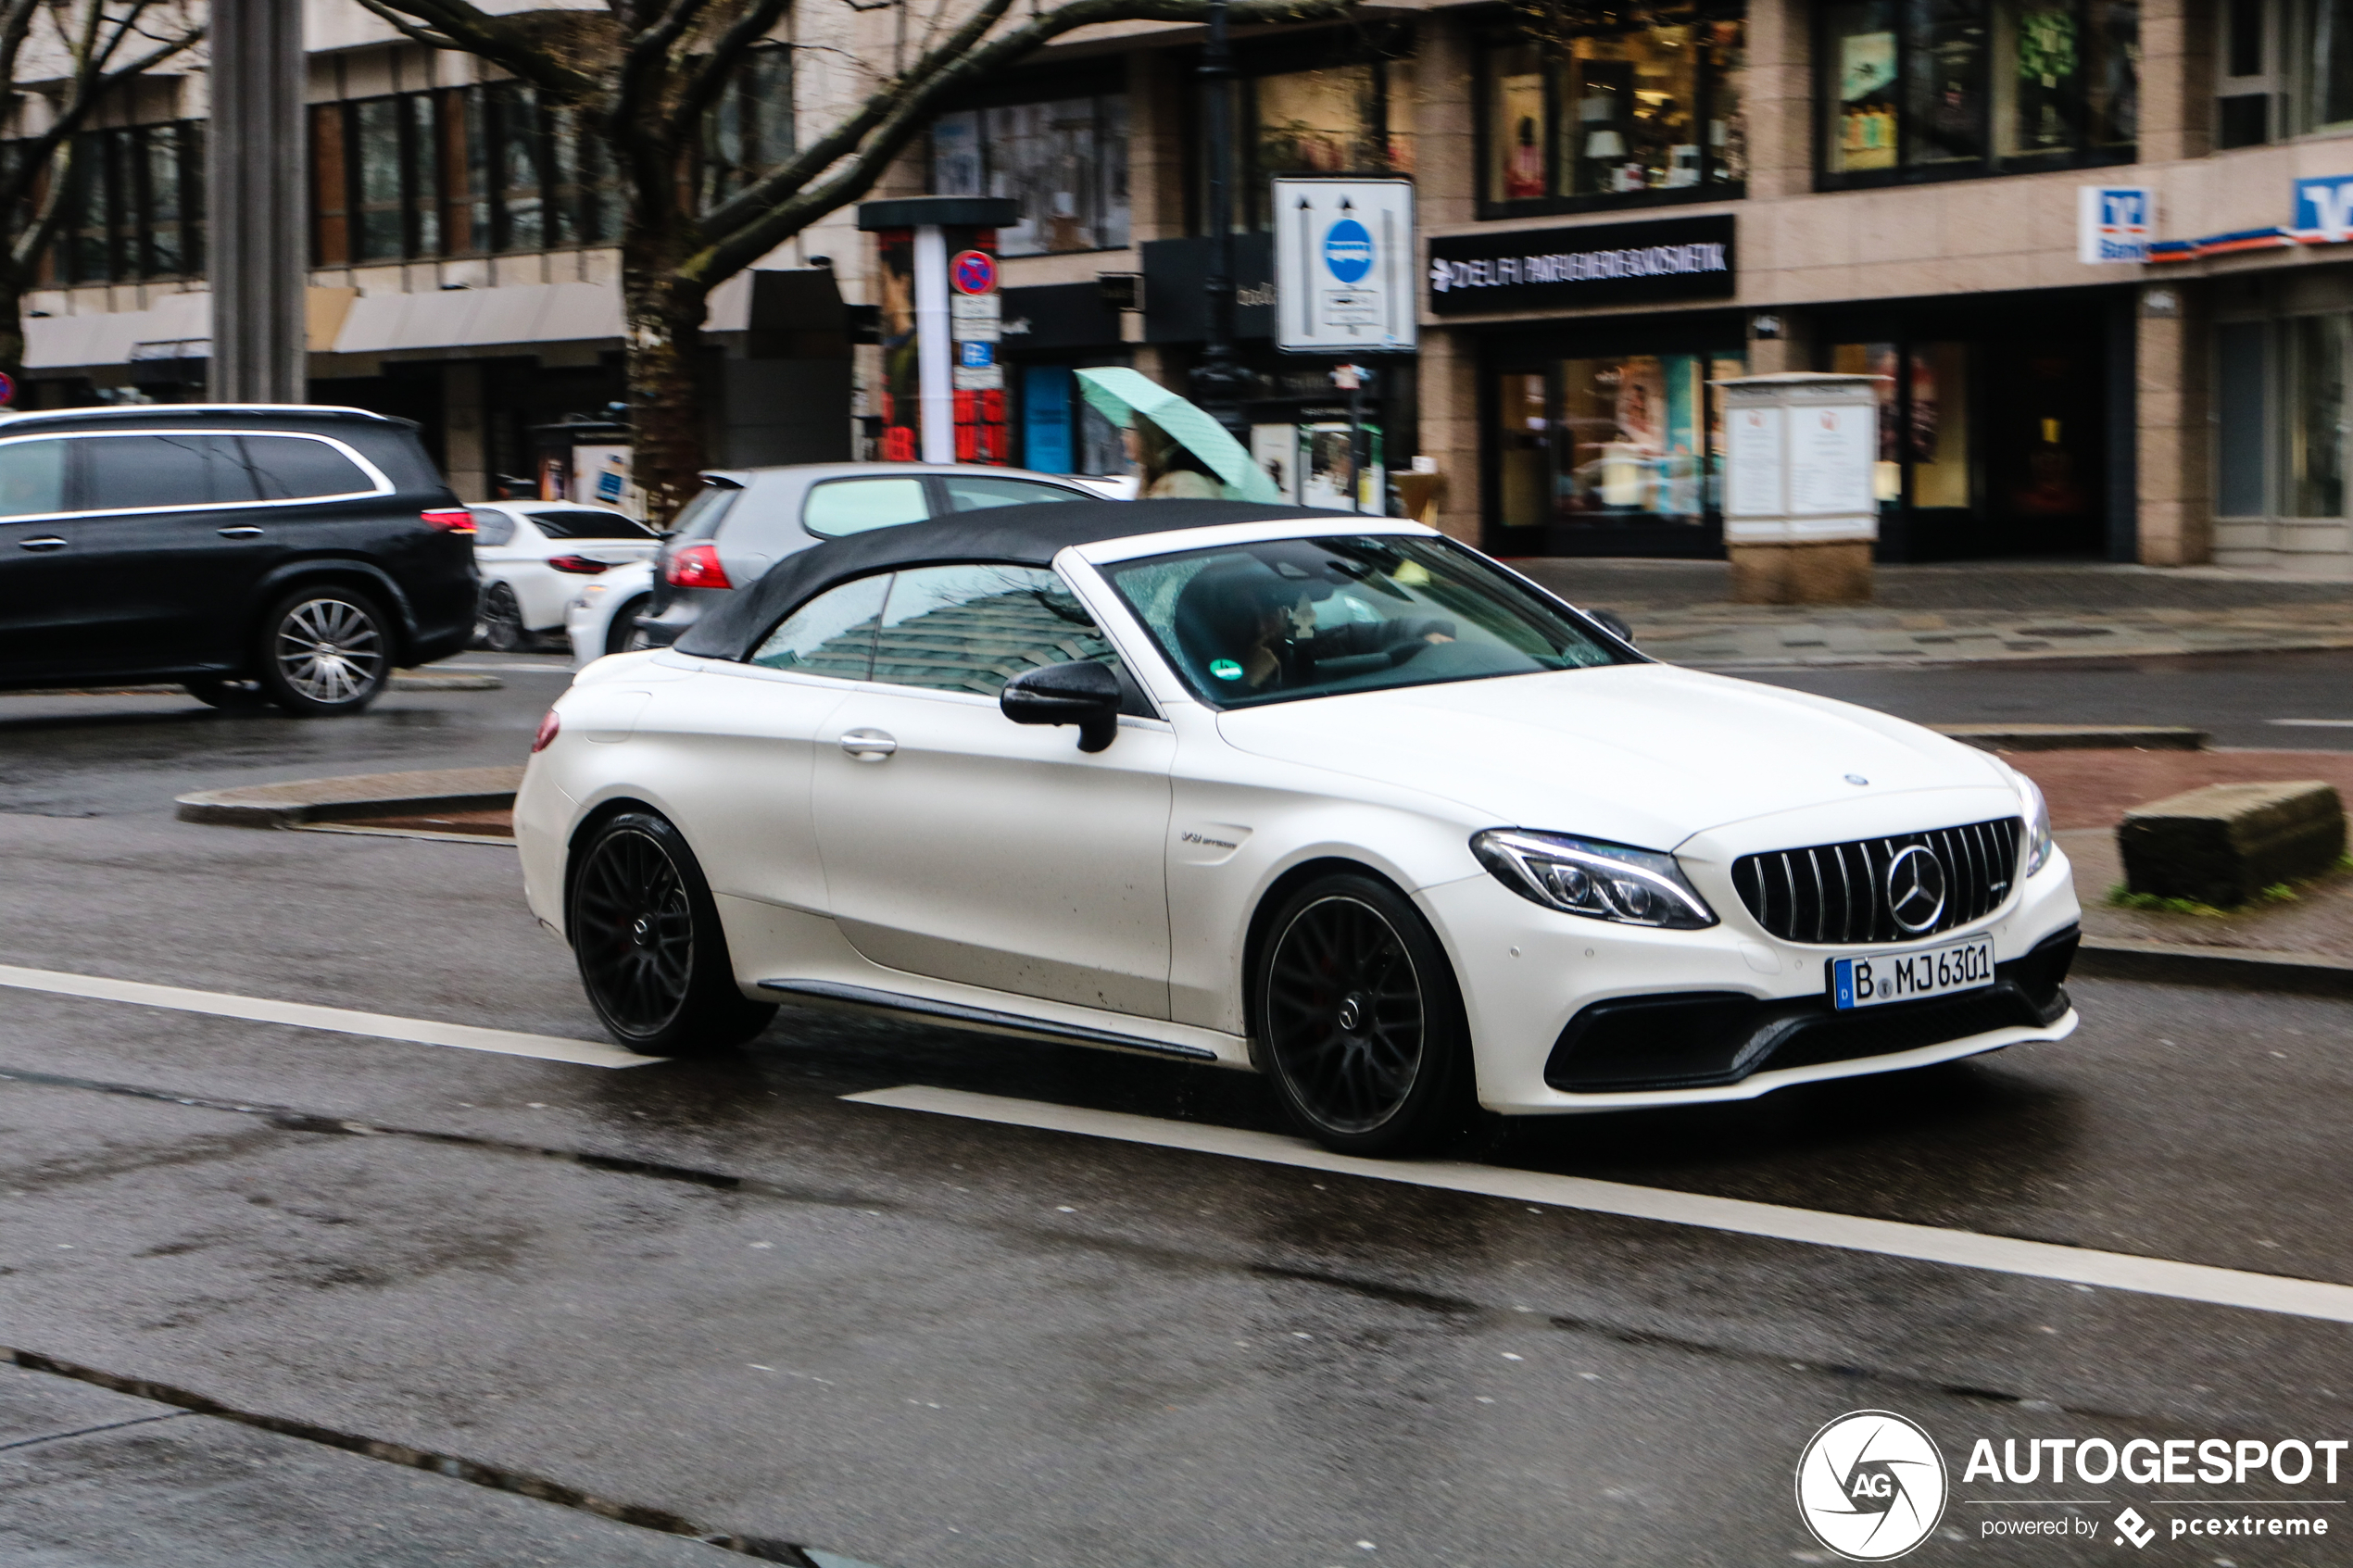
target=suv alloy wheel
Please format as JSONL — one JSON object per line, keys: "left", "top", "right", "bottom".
{"left": 255, "top": 586, "right": 393, "bottom": 716}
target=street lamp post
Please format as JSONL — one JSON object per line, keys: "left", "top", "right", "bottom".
{"left": 208, "top": 0, "right": 307, "bottom": 403}
{"left": 1189, "top": 0, "right": 1252, "bottom": 444}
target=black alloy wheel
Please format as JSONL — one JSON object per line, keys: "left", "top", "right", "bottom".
{"left": 254, "top": 586, "right": 392, "bottom": 716}
{"left": 606, "top": 595, "right": 652, "bottom": 656}
{"left": 568, "top": 810, "right": 775, "bottom": 1056}
{"left": 1255, "top": 872, "right": 1468, "bottom": 1156}
{"left": 481, "top": 582, "right": 530, "bottom": 652}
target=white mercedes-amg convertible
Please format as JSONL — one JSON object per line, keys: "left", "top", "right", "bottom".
{"left": 516, "top": 500, "right": 2080, "bottom": 1154}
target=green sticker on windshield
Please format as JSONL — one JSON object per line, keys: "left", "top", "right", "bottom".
{"left": 1209, "top": 659, "right": 1243, "bottom": 681}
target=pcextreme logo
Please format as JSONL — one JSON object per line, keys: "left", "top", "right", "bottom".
{"left": 1796, "top": 1411, "right": 1950, "bottom": 1561}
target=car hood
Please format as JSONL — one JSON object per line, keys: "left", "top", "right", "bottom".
{"left": 1213, "top": 663, "right": 2011, "bottom": 847}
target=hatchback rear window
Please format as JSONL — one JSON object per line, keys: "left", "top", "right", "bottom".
{"left": 532, "top": 510, "right": 656, "bottom": 541}
{"left": 469, "top": 508, "right": 518, "bottom": 546}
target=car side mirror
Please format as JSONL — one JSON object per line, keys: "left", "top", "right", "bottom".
{"left": 1001, "top": 660, "right": 1122, "bottom": 753}
{"left": 1589, "top": 608, "right": 1635, "bottom": 645}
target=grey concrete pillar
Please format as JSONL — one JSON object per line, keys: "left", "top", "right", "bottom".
{"left": 207, "top": 0, "right": 307, "bottom": 403}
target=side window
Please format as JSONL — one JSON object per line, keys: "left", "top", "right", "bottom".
{"left": 0, "top": 438, "right": 69, "bottom": 518}
{"left": 870, "top": 563, "right": 1124, "bottom": 698}
{"left": 802, "top": 476, "right": 932, "bottom": 538}
{"left": 84, "top": 435, "right": 261, "bottom": 510}
{"left": 940, "top": 475, "right": 1086, "bottom": 511}
{"left": 468, "top": 508, "right": 519, "bottom": 546}
{"left": 749, "top": 573, "right": 893, "bottom": 678}
{"left": 240, "top": 435, "right": 375, "bottom": 500}
{"left": 670, "top": 483, "right": 741, "bottom": 538}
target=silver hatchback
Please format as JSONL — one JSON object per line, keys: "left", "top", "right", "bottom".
{"left": 637, "top": 463, "right": 1102, "bottom": 648}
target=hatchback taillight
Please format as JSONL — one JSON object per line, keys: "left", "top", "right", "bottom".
{"left": 532, "top": 709, "right": 560, "bottom": 753}
{"left": 663, "top": 542, "right": 731, "bottom": 589}
{"left": 422, "top": 508, "right": 476, "bottom": 533}
{"left": 547, "top": 554, "right": 611, "bottom": 575}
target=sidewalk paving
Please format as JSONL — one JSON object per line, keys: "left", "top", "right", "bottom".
{"left": 1508, "top": 558, "right": 2353, "bottom": 669}
{"left": 2006, "top": 747, "right": 2353, "bottom": 971}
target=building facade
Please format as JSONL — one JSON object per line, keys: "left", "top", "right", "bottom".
{"left": 10, "top": 0, "right": 2351, "bottom": 574}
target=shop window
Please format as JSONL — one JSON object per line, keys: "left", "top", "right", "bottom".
{"left": 1196, "top": 37, "right": 1416, "bottom": 232}
{"left": 932, "top": 95, "right": 1129, "bottom": 256}
{"left": 1490, "top": 351, "right": 1747, "bottom": 532}
{"left": 1831, "top": 340, "right": 1975, "bottom": 508}
{"left": 31, "top": 122, "right": 202, "bottom": 285}
{"left": 2286, "top": 313, "right": 2347, "bottom": 518}
{"left": 1818, "top": 0, "right": 2136, "bottom": 187}
{"left": 2216, "top": 322, "right": 2270, "bottom": 517}
{"left": 1481, "top": 19, "right": 1745, "bottom": 213}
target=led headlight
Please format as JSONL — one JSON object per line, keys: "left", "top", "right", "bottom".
{"left": 2015, "top": 770, "right": 2054, "bottom": 876}
{"left": 1471, "top": 829, "right": 1717, "bottom": 930}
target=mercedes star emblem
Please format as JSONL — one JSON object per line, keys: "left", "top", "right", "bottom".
{"left": 1884, "top": 846, "right": 1948, "bottom": 934}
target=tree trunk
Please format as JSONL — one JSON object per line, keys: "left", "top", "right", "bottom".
{"left": 0, "top": 274, "right": 26, "bottom": 402}
{"left": 622, "top": 257, "right": 711, "bottom": 531}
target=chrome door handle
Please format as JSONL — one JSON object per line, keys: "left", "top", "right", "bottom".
{"left": 838, "top": 729, "right": 898, "bottom": 759}
{"left": 17, "top": 536, "right": 66, "bottom": 551}
{"left": 217, "top": 525, "right": 265, "bottom": 539}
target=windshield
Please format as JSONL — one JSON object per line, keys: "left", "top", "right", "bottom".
{"left": 1102, "top": 534, "right": 1629, "bottom": 709}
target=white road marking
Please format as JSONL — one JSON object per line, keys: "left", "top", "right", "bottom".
{"left": 845, "top": 1085, "right": 2353, "bottom": 1326}
{"left": 0, "top": 964, "right": 658, "bottom": 1070}
{"left": 2266, "top": 718, "right": 2353, "bottom": 728}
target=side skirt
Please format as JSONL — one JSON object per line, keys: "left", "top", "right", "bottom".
{"left": 756, "top": 978, "right": 1225, "bottom": 1063}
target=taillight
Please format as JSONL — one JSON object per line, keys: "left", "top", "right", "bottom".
{"left": 422, "top": 508, "right": 476, "bottom": 534}
{"left": 547, "top": 554, "right": 611, "bottom": 575}
{"left": 532, "top": 709, "right": 560, "bottom": 753}
{"left": 663, "top": 541, "right": 731, "bottom": 589}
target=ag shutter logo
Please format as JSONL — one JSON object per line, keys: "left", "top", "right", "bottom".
{"left": 1796, "top": 1411, "right": 1949, "bottom": 1561}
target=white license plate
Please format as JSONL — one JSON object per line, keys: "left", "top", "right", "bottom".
{"left": 1830, "top": 938, "right": 1995, "bottom": 1010}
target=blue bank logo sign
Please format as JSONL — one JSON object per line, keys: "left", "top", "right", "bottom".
{"left": 2078, "top": 185, "right": 2153, "bottom": 264}
{"left": 2296, "top": 175, "right": 2353, "bottom": 242}
{"left": 1272, "top": 176, "right": 1416, "bottom": 355}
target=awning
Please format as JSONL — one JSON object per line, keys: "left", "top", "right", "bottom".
{"left": 1073, "top": 366, "right": 1279, "bottom": 503}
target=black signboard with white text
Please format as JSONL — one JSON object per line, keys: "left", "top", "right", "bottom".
{"left": 1426, "top": 214, "right": 1736, "bottom": 315}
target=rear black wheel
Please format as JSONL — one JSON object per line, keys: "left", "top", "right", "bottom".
{"left": 254, "top": 586, "right": 392, "bottom": 716}
{"left": 569, "top": 810, "right": 774, "bottom": 1055}
{"left": 481, "top": 582, "right": 530, "bottom": 652}
{"left": 1254, "top": 872, "right": 1468, "bottom": 1156}
{"left": 604, "top": 595, "right": 652, "bottom": 657}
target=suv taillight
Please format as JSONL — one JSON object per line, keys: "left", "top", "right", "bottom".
{"left": 664, "top": 542, "right": 731, "bottom": 589}
{"left": 547, "top": 555, "right": 611, "bottom": 575}
{"left": 422, "top": 508, "right": 476, "bottom": 534}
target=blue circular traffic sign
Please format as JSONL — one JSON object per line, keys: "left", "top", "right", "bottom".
{"left": 1323, "top": 218, "right": 1373, "bottom": 283}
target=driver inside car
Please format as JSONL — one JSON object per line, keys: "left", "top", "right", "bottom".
{"left": 1175, "top": 554, "right": 1455, "bottom": 694}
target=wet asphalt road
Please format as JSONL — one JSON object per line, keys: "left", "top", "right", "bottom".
{"left": 2, "top": 658, "right": 2350, "bottom": 1567}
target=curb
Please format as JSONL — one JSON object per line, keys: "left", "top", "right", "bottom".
{"left": 0, "top": 671, "right": 502, "bottom": 697}
{"left": 175, "top": 766, "right": 522, "bottom": 830}
{"left": 2074, "top": 937, "right": 2353, "bottom": 998}
{"left": 1931, "top": 724, "right": 2208, "bottom": 752}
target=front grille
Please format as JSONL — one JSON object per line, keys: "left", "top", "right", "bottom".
{"left": 1732, "top": 818, "right": 2020, "bottom": 946}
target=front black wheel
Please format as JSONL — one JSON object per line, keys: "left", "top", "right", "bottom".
{"left": 254, "top": 587, "right": 392, "bottom": 716}
{"left": 1253, "top": 872, "right": 1469, "bottom": 1156}
{"left": 604, "top": 595, "right": 652, "bottom": 657}
{"left": 569, "top": 810, "right": 775, "bottom": 1056}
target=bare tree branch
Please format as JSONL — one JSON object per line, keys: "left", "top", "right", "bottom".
{"left": 672, "top": 0, "right": 792, "bottom": 132}
{"left": 366, "top": 0, "right": 604, "bottom": 100}
{"left": 356, "top": 0, "right": 460, "bottom": 49}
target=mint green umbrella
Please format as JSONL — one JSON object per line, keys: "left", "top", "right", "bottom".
{"left": 1074, "top": 366, "right": 1280, "bottom": 503}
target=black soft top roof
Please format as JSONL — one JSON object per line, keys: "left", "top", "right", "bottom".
{"left": 676, "top": 498, "right": 1351, "bottom": 661}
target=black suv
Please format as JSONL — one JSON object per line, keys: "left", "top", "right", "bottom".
{"left": 0, "top": 405, "right": 476, "bottom": 715}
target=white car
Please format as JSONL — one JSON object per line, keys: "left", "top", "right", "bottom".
{"left": 470, "top": 502, "right": 660, "bottom": 651}
{"left": 517, "top": 500, "right": 2080, "bottom": 1155}
{"left": 565, "top": 559, "right": 655, "bottom": 667}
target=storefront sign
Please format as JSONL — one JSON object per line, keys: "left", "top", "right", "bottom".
{"left": 2078, "top": 187, "right": 2153, "bottom": 264}
{"left": 2295, "top": 176, "right": 2353, "bottom": 241}
{"left": 1427, "top": 215, "right": 1734, "bottom": 315}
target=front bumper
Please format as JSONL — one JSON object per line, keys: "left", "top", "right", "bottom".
{"left": 1419, "top": 848, "right": 2082, "bottom": 1112}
